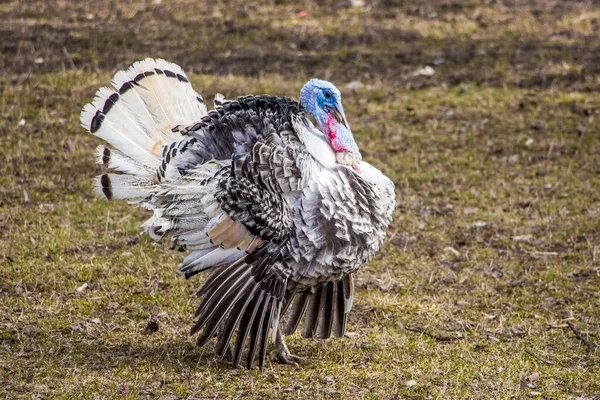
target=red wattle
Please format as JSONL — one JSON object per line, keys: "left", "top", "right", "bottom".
{"left": 324, "top": 114, "right": 337, "bottom": 141}
{"left": 323, "top": 114, "right": 351, "bottom": 152}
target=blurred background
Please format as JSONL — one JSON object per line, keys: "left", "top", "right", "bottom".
{"left": 2, "top": 0, "right": 600, "bottom": 89}
{"left": 1, "top": 0, "right": 599, "bottom": 398}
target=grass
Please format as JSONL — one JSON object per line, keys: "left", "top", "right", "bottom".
{"left": 1, "top": 0, "right": 599, "bottom": 398}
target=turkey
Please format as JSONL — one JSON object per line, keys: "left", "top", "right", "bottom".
{"left": 81, "top": 58, "right": 395, "bottom": 369}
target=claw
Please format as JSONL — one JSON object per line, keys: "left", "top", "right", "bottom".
{"left": 271, "top": 348, "right": 305, "bottom": 366}
{"left": 272, "top": 324, "right": 305, "bottom": 366}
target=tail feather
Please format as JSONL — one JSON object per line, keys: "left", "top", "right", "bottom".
{"left": 95, "top": 145, "right": 153, "bottom": 176}
{"left": 81, "top": 89, "right": 160, "bottom": 167}
{"left": 81, "top": 58, "right": 208, "bottom": 170}
{"left": 112, "top": 59, "right": 207, "bottom": 130}
{"left": 94, "top": 174, "right": 153, "bottom": 200}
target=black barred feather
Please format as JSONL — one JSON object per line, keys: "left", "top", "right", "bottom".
{"left": 194, "top": 261, "right": 241, "bottom": 299}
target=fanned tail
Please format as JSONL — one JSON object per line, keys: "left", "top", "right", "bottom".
{"left": 80, "top": 58, "right": 208, "bottom": 198}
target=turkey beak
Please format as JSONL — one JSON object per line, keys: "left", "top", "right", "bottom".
{"left": 326, "top": 104, "right": 349, "bottom": 130}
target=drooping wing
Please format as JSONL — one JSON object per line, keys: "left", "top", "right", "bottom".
{"left": 191, "top": 241, "right": 289, "bottom": 370}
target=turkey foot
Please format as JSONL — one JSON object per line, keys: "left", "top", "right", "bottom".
{"left": 271, "top": 326, "right": 305, "bottom": 366}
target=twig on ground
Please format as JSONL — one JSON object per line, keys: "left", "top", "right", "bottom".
{"left": 566, "top": 321, "right": 598, "bottom": 352}
{"left": 405, "top": 326, "right": 463, "bottom": 342}
{"left": 525, "top": 348, "right": 553, "bottom": 365}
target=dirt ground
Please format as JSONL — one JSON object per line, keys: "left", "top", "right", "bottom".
{"left": 1, "top": 0, "right": 599, "bottom": 398}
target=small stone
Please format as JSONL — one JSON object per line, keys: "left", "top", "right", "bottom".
{"left": 91, "top": 318, "right": 101, "bottom": 324}
{"left": 76, "top": 283, "right": 88, "bottom": 292}
{"left": 512, "top": 234, "right": 532, "bottom": 242}
{"left": 406, "top": 380, "right": 417, "bottom": 387}
{"left": 443, "top": 246, "right": 461, "bottom": 257}
{"left": 530, "top": 122, "right": 544, "bottom": 130}
{"left": 34, "top": 57, "right": 44, "bottom": 64}
{"left": 462, "top": 207, "right": 479, "bottom": 215}
{"left": 18, "top": 119, "right": 26, "bottom": 127}
{"left": 527, "top": 373, "right": 540, "bottom": 382}
{"left": 349, "top": 0, "right": 365, "bottom": 7}
{"left": 525, "top": 138, "right": 534, "bottom": 146}
{"left": 432, "top": 56, "right": 444, "bottom": 66}
{"left": 413, "top": 66, "right": 435, "bottom": 77}
{"left": 508, "top": 154, "right": 520, "bottom": 164}
{"left": 346, "top": 80, "right": 364, "bottom": 90}
{"left": 474, "top": 221, "right": 487, "bottom": 227}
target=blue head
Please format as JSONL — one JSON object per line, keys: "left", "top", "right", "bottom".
{"left": 300, "top": 79, "right": 361, "bottom": 168}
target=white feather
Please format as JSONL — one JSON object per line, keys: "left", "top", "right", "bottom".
{"left": 94, "top": 174, "right": 152, "bottom": 200}
{"left": 81, "top": 58, "right": 208, "bottom": 169}
{"left": 181, "top": 247, "right": 244, "bottom": 274}
{"left": 81, "top": 88, "right": 159, "bottom": 166}
{"left": 95, "top": 146, "right": 153, "bottom": 176}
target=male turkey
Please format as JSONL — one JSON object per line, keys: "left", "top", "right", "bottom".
{"left": 81, "top": 59, "right": 395, "bottom": 369}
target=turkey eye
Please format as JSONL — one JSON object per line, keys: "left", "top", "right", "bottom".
{"left": 324, "top": 91, "right": 332, "bottom": 99}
